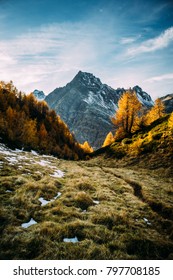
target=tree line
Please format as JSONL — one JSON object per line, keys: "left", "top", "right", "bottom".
{"left": 0, "top": 81, "right": 86, "bottom": 159}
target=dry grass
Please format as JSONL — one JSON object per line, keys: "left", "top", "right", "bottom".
{"left": 0, "top": 143, "right": 173, "bottom": 260}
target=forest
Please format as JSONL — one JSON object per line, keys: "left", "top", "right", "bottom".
{"left": 0, "top": 81, "right": 85, "bottom": 160}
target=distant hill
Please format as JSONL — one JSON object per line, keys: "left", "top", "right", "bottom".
{"left": 45, "top": 71, "right": 153, "bottom": 149}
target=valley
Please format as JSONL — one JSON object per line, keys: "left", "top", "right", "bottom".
{"left": 0, "top": 142, "right": 172, "bottom": 260}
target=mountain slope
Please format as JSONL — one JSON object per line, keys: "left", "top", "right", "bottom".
{"left": 160, "top": 93, "right": 173, "bottom": 113}
{"left": 45, "top": 71, "right": 153, "bottom": 148}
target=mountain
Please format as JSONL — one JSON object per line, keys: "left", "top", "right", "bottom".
{"left": 45, "top": 71, "right": 153, "bottom": 149}
{"left": 160, "top": 93, "right": 173, "bottom": 113}
{"left": 33, "top": 89, "right": 45, "bottom": 101}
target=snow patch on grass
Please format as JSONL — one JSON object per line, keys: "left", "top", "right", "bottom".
{"left": 38, "top": 192, "right": 62, "bottom": 206}
{"left": 63, "top": 236, "right": 79, "bottom": 243}
{"left": 21, "top": 218, "right": 37, "bottom": 228}
{"left": 93, "top": 200, "right": 99, "bottom": 204}
{"left": 50, "top": 170, "right": 64, "bottom": 178}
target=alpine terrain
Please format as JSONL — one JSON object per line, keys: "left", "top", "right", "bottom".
{"left": 45, "top": 71, "right": 153, "bottom": 148}
{"left": 33, "top": 90, "right": 46, "bottom": 101}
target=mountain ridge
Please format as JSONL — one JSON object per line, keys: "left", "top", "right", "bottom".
{"left": 45, "top": 71, "right": 153, "bottom": 148}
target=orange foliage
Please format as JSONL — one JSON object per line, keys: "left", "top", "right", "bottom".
{"left": 0, "top": 81, "right": 85, "bottom": 159}
{"left": 144, "top": 98, "right": 165, "bottom": 125}
{"left": 102, "top": 132, "right": 114, "bottom": 147}
{"left": 112, "top": 90, "right": 142, "bottom": 137}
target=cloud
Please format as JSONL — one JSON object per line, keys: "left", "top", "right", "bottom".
{"left": 146, "top": 73, "right": 173, "bottom": 82}
{"left": 126, "top": 27, "right": 173, "bottom": 57}
{"left": 0, "top": 20, "right": 117, "bottom": 93}
{"left": 120, "top": 37, "right": 136, "bottom": 44}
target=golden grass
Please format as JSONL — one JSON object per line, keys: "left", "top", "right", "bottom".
{"left": 0, "top": 145, "right": 173, "bottom": 260}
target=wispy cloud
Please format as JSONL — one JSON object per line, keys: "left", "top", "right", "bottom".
{"left": 0, "top": 21, "right": 115, "bottom": 92}
{"left": 146, "top": 73, "right": 173, "bottom": 82}
{"left": 126, "top": 27, "right": 173, "bottom": 57}
{"left": 120, "top": 37, "right": 138, "bottom": 45}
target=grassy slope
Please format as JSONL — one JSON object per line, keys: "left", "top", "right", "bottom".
{"left": 0, "top": 133, "right": 173, "bottom": 260}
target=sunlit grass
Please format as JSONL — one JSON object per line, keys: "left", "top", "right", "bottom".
{"left": 0, "top": 138, "right": 173, "bottom": 260}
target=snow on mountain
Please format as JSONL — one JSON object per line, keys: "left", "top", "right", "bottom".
{"left": 160, "top": 93, "right": 173, "bottom": 113}
{"left": 33, "top": 90, "right": 45, "bottom": 101}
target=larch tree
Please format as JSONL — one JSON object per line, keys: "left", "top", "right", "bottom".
{"left": 102, "top": 131, "right": 114, "bottom": 147}
{"left": 111, "top": 90, "right": 142, "bottom": 138}
{"left": 144, "top": 98, "right": 165, "bottom": 125}
{"left": 80, "top": 141, "right": 93, "bottom": 153}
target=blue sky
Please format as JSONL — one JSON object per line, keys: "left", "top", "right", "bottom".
{"left": 0, "top": 0, "right": 173, "bottom": 99}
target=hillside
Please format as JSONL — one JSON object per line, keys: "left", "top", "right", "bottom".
{"left": 0, "top": 81, "right": 84, "bottom": 160}
{"left": 95, "top": 114, "right": 173, "bottom": 175}
{"left": 0, "top": 114, "right": 173, "bottom": 260}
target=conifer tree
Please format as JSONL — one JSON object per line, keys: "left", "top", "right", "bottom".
{"left": 102, "top": 132, "right": 114, "bottom": 147}
{"left": 112, "top": 90, "right": 142, "bottom": 138}
{"left": 144, "top": 98, "right": 165, "bottom": 125}
{"left": 80, "top": 141, "right": 93, "bottom": 153}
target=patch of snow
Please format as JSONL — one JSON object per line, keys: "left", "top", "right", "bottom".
{"left": 21, "top": 218, "right": 37, "bottom": 228}
{"left": 162, "top": 95, "right": 173, "bottom": 101}
{"left": 38, "top": 197, "right": 50, "bottom": 206}
{"left": 17, "top": 155, "right": 30, "bottom": 161}
{"left": 38, "top": 192, "right": 61, "bottom": 206}
{"left": 31, "top": 150, "right": 39, "bottom": 156}
{"left": 0, "top": 149, "right": 16, "bottom": 157}
{"left": 137, "top": 93, "right": 154, "bottom": 106}
{"left": 143, "top": 217, "right": 152, "bottom": 225}
{"left": 93, "top": 200, "right": 99, "bottom": 204}
{"left": 50, "top": 170, "right": 64, "bottom": 178}
{"left": 6, "top": 157, "right": 18, "bottom": 164}
{"left": 54, "top": 192, "right": 62, "bottom": 199}
{"left": 14, "top": 148, "right": 24, "bottom": 153}
{"left": 63, "top": 236, "right": 79, "bottom": 243}
{"left": 35, "top": 160, "right": 51, "bottom": 167}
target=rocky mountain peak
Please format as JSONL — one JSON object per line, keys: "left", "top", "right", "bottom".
{"left": 45, "top": 71, "right": 154, "bottom": 149}
{"left": 160, "top": 93, "right": 173, "bottom": 113}
{"left": 132, "top": 85, "right": 153, "bottom": 107}
{"left": 71, "top": 71, "right": 102, "bottom": 89}
{"left": 33, "top": 89, "right": 45, "bottom": 101}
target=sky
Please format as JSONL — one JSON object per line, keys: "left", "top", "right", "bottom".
{"left": 0, "top": 0, "right": 173, "bottom": 99}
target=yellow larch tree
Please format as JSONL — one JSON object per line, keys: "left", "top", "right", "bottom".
{"left": 102, "top": 131, "right": 114, "bottom": 147}
{"left": 144, "top": 98, "right": 165, "bottom": 125}
{"left": 111, "top": 90, "right": 142, "bottom": 138}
